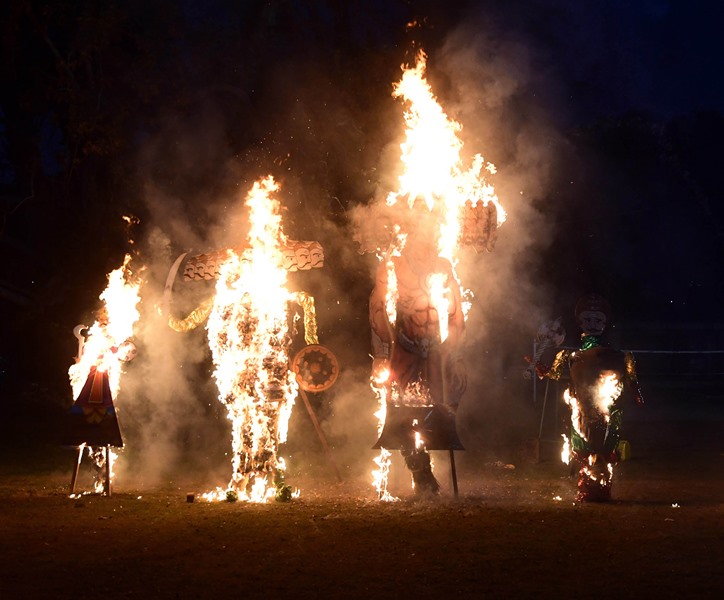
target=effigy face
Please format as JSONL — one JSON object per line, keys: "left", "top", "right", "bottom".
{"left": 577, "top": 309, "right": 607, "bottom": 336}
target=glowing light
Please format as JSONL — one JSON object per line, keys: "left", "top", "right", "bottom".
{"left": 69, "top": 254, "right": 141, "bottom": 398}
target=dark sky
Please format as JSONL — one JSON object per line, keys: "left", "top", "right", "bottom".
{"left": 1, "top": 0, "right": 723, "bottom": 422}
{"left": 472, "top": 1, "right": 724, "bottom": 119}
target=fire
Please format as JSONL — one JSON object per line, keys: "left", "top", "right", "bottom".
{"left": 563, "top": 374, "right": 621, "bottom": 496}
{"left": 561, "top": 433, "right": 571, "bottom": 465}
{"left": 69, "top": 254, "right": 141, "bottom": 398}
{"left": 593, "top": 372, "right": 623, "bottom": 421}
{"left": 204, "top": 176, "right": 300, "bottom": 503}
{"left": 387, "top": 51, "right": 505, "bottom": 261}
{"left": 563, "top": 388, "right": 582, "bottom": 443}
{"left": 370, "top": 51, "right": 504, "bottom": 497}
{"left": 68, "top": 253, "right": 142, "bottom": 493}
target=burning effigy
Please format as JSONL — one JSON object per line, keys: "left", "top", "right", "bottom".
{"left": 65, "top": 254, "right": 142, "bottom": 496}
{"left": 356, "top": 51, "right": 505, "bottom": 499}
{"left": 531, "top": 293, "right": 644, "bottom": 501}
{"left": 161, "top": 176, "right": 335, "bottom": 503}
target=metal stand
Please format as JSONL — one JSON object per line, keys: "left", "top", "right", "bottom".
{"left": 538, "top": 379, "right": 551, "bottom": 440}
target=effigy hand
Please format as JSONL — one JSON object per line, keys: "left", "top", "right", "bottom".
{"left": 371, "top": 357, "right": 391, "bottom": 386}
{"left": 523, "top": 355, "right": 550, "bottom": 379}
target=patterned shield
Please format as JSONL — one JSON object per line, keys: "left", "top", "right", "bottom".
{"left": 291, "top": 345, "right": 339, "bottom": 392}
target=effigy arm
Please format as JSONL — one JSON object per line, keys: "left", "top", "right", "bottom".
{"left": 545, "top": 349, "right": 570, "bottom": 380}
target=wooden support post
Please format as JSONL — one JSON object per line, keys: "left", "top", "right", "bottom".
{"left": 70, "top": 446, "right": 83, "bottom": 495}
{"left": 449, "top": 449, "right": 459, "bottom": 499}
{"left": 299, "top": 388, "right": 342, "bottom": 482}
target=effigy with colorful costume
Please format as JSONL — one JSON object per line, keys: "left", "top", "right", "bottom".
{"left": 535, "top": 294, "right": 644, "bottom": 502}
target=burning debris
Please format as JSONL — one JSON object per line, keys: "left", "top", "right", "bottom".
{"left": 357, "top": 51, "right": 505, "bottom": 499}
{"left": 65, "top": 253, "right": 143, "bottom": 496}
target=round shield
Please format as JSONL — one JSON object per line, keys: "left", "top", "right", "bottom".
{"left": 292, "top": 344, "right": 339, "bottom": 392}
{"left": 116, "top": 340, "right": 138, "bottom": 362}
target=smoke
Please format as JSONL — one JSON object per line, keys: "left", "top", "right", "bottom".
{"left": 342, "top": 21, "right": 565, "bottom": 466}
{"left": 105, "top": 7, "right": 576, "bottom": 493}
{"left": 431, "top": 16, "right": 572, "bottom": 458}
{"left": 108, "top": 106, "right": 256, "bottom": 489}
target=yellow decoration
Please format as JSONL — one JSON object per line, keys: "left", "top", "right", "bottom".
{"left": 168, "top": 298, "right": 214, "bottom": 332}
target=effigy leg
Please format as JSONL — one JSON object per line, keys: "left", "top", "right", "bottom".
{"left": 402, "top": 448, "right": 440, "bottom": 496}
{"left": 576, "top": 455, "right": 613, "bottom": 502}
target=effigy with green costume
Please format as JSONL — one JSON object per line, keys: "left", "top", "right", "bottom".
{"left": 534, "top": 293, "right": 644, "bottom": 502}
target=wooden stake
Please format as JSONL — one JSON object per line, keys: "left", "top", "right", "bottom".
{"left": 69, "top": 446, "right": 83, "bottom": 495}
{"left": 449, "top": 449, "right": 459, "bottom": 499}
{"left": 298, "top": 388, "right": 342, "bottom": 482}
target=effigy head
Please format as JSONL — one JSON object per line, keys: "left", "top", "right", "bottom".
{"left": 575, "top": 293, "right": 611, "bottom": 336}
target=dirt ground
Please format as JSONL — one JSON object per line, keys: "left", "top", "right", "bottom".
{"left": 1, "top": 434, "right": 722, "bottom": 600}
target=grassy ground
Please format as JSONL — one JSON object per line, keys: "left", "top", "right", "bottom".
{"left": 0, "top": 438, "right": 722, "bottom": 599}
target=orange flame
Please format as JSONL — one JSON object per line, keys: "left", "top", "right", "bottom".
{"left": 205, "top": 176, "right": 299, "bottom": 503}
{"left": 69, "top": 254, "right": 142, "bottom": 398}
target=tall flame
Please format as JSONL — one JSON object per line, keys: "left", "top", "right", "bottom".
{"left": 69, "top": 254, "right": 141, "bottom": 398}
{"left": 205, "top": 176, "right": 298, "bottom": 503}
{"left": 387, "top": 50, "right": 505, "bottom": 262}
{"left": 371, "top": 51, "right": 504, "bottom": 497}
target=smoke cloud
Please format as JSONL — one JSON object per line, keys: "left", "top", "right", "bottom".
{"left": 101, "top": 8, "right": 574, "bottom": 495}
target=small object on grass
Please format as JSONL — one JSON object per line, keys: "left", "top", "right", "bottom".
{"left": 275, "top": 484, "right": 293, "bottom": 502}
{"left": 186, "top": 493, "right": 195, "bottom": 503}
{"left": 274, "top": 468, "right": 293, "bottom": 502}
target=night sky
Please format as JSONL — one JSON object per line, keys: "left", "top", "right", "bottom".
{"left": 1, "top": 0, "right": 723, "bottom": 456}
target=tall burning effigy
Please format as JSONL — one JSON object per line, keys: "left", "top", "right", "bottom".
{"left": 531, "top": 294, "right": 644, "bottom": 502}
{"left": 65, "top": 253, "right": 142, "bottom": 495}
{"left": 161, "top": 176, "right": 333, "bottom": 503}
{"left": 356, "top": 51, "right": 505, "bottom": 499}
